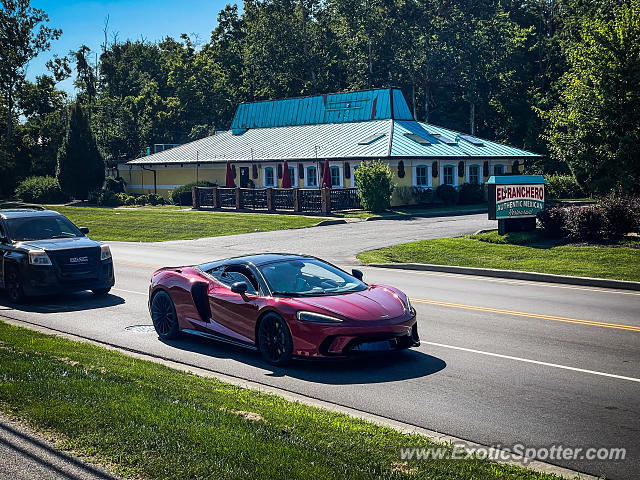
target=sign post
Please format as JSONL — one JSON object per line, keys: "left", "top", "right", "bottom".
{"left": 487, "top": 175, "right": 546, "bottom": 234}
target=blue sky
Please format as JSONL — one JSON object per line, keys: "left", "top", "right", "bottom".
{"left": 28, "top": 0, "right": 234, "bottom": 94}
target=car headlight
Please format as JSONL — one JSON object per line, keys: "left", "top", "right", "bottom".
{"left": 296, "top": 311, "right": 344, "bottom": 323}
{"left": 28, "top": 250, "right": 52, "bottom": 266}
{"left": 100, "top": 244, "right": 112, "bottom": 261}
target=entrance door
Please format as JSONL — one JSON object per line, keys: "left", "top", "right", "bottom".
{"left": 239, "top": 167, "right": 249, "bottom": 187}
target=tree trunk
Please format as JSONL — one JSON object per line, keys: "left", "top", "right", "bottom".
{"left": 6, "top": 83, "right": 13, "bottom": 140}
{"left": 470, "top": 102, "right": 475, "bottom": 135}
{"left": 368, "top": 39, "right": 373, "bottom": 86}
{"left": 424, "top": 83, "right": 430, "bottom": 123}
{"left": 412, "top": 80, "right": 416, "bottom": 119}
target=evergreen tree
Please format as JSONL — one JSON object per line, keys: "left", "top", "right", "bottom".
{"left": 56, "top": 102, "right": 104, "bottom": 199}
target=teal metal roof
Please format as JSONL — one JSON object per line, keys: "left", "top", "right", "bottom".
{"left": 230, "top": 88, "right": 413, "bottom": 134}
{"left": 128, "top": 117, "right": 540, "bottom": 166}
{"left": 128, "top": 88, "right": 541, "bottom": 166}
{"left": 390, "top": 121, "right": 539, "bottom": 158}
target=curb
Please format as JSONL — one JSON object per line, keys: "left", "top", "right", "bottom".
{"left": 0, "top": 316, "right": 599, "bottom": 480}
{"left": 315, "top": 219, "right": 348, "bottom": 226}
{"left": 364, "top": 209, "right": 486, "bottom": 221}
{"left": 368, "top": 263, "right": 640, "bottom": 291}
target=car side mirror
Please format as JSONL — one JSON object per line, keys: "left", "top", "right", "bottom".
{"left": 230, "top": 281, "right": 248, "bottom": 295}
{"left": 79, "top": 227, "right": 89, "bottom": 234}
{"left": 352, "top": 269, "right": 363, "bottom": 281}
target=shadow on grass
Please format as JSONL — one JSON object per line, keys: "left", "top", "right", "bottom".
{"left": 161, "top": 332, "right": 446, "bottom": 385}
{"left": 0, "top": 291, "right": 125, "bottom": 314}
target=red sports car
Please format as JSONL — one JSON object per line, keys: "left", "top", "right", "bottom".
{"left": 149, "top": 254, "right": 419, "bottom": 365}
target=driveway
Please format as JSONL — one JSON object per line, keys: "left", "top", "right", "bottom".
{"left": 109, "top": 212, "right": 495, "bottom": 266}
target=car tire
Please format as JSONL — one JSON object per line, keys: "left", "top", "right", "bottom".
{"left": 6, "top": 267, "right": 26, "bottom": 304}
{"left": 257, "top": 312, "right": 293, "bottom": 366}
{"left": 150, "top": 290, "right": 179, "bottom": 339}
{"left": 92, "top": 287, "right": 111, "bottom": 296}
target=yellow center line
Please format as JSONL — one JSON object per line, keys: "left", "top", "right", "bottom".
{"left": 410, "top": 298, "right": 640, "bottom": 332}
{"left": 115, "top": 260, "right": 162, "bottom": 269}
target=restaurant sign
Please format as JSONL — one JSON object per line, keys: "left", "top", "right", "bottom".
{"left": 487, "top": 175, "right": 546, "bottom": 221}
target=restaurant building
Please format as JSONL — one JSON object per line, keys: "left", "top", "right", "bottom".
{"left": 124, "top": 87, "right": 541, "bottom": 206}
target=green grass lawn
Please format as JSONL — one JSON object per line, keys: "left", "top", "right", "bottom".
{"left": 0, "top": 321, "right": 563, "bottom": 480}
{"left": 358, "top": 231, "right": 640, "bottom": 282}
{"left": 46, "top": 206, "right": 320, "bottom": 242}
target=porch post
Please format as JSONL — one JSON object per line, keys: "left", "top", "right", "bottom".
{"left": 266, "top": 187, "right": 274, "bottom": 211}
{"left": 293, "top": 188, "right": 300, "bottom": 212}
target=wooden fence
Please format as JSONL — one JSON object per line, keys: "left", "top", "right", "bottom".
{"left": 192, "top": 187, "right": 361, "bottom": 214}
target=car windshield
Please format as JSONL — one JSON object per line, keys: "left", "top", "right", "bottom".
{"left": 258, "top": 259, "right": 366, "bottom": 297}
{"left": 6, "top": 215, "right": 83, "bottom": 241}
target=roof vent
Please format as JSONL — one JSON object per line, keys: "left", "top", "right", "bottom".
{"left": 404, "top": 133, "right": 431, "bottom": 145}
{"left": 431, "top": 133, "right": 457, "bottom": 145}
{"left": 358, "top": 133, "right": 386, "bottom": 145}
{"left": 458, "top": 134, "right": 484, "bottom": 146}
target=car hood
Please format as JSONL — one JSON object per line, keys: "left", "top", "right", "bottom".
{"left": 19, "top": 236, "right": 100, "bottom": 251}
{"left": 291, "top": 285, "right": 407, "bottom": 321}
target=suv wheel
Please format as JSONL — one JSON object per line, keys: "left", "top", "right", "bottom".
{"left": 6, "top": 268, "right": 26, "bottom": 304}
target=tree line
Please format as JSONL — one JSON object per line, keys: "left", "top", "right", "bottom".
{"left": 1, "top": 0, "right": 638, "bottom": 198}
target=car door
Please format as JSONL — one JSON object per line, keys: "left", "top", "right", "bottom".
{"left": 207, "top": 264, "right": 261, "bottom": 344}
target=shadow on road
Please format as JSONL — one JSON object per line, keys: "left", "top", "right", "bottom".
{"left": 162, "top": 333, "right": 446, "bottom": 384}
{"left": 0, "top": 292, "right": 125, "bottom": 314}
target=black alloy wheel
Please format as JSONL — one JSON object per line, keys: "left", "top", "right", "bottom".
{"left": 150, "top": 290, "right": 179, "bottom": 339}
{"left": 6, "top": 268, "right": 25, "bottom": 304}
{"left": 258, "top": 313, "right": 293, "bottom": 366}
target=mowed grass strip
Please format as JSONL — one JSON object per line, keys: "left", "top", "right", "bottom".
{"left": 357, "top": 232, "right": 640, "bottom": 282}
{"left": 46, "top": 206, "right": 319, "bottom": 242}
{"left": 0, "top": 321, "right": 563, "bottom": 480}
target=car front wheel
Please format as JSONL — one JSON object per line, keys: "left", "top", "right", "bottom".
{"left": 6, "top": 268, "right": 25, "bottom": 304}
{"left": 257, "top": 313, "right": 293, "bottom": 366}
{"left": 150, "top": 290, "right": 179, "bottom": 339}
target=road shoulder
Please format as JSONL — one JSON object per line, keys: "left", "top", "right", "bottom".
{"left": 0, "top": 412, "right": 122, "bottom": 480}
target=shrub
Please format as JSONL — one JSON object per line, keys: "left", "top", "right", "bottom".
{"left": 97, "top": 190, "right": 122, "bottom": 207}
{"left": 104, "top": 176, "right": 125, "bottom": 193}
{"left": 147, "top": 193, "right": 165, "bottom": 206}
{"left": 354, "top": 161, "right": 395, "bottom": 212}
{"left": 458, "top": 183, "right": 484, "bottom": 204}
{"left": 124, "top": 195, "right": 136, "bottom": 206}
{"left": 436, "top": 184, "right": 458, "bottom": 206}
{"left": 537, "top": 206, "right": 566, "bottom": 238}
{"left": 412, "top": 187, "right": 433, "bottom": 204}
{"left": 564, "top": 206, "right": 603, "bottom": 241}
{"left": 135, "top": 194, "right": 149, "bottom": 206}
{"left": 599, "top": 194, "right": 637, "bottom": 238}
{"left": 170, "top": 181, "right": 216, "bottom": 206}
{"left": 545, "top": 174, "right": 584, "bottom": 199}
{"left": 87, "top": 190, "right": 101, "bottom": 205}
{"left": 115, "top": 192, "right": 129, "bottom": 203}
{"left": 15, "top": 176, "right": 69, "bottom": 204}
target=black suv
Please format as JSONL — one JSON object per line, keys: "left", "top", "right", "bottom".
{"left": 0, "top": 207, "right": 115, "bottom": 302}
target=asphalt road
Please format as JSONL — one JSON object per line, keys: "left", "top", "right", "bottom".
{"left": 1, "top": 214, "right": 638, "bottom": 479}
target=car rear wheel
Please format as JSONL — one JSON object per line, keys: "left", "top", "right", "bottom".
{"left": 151, "top": 290, "right": 179, "bottom": 339}
{"left": 257, "top": 313, "right": 293, "bottom": 366}
{"left": 92, "top": 287, "right": 111, "bottom": 296}
{"left": 6, "top": 268, "right": 25, "bottom": 304}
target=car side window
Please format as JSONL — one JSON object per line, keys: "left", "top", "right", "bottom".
{"left": 208, "top": 265, "right": 259, "bottom": 295}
